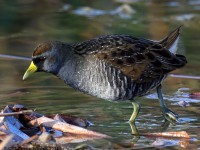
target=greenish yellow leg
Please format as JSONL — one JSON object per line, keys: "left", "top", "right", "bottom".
{"left": 130, "top": 122, "right": 138, "bottom": 135}
{"left": 129, "top": 102, "right": 140, "bottom": 135}
{"left": 157, "top": 85, "right": 178, "bottom": 123}
{"left": 129, "top": 102, "right": 140, "bottom": 124}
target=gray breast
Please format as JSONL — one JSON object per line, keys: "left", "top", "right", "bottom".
{"left": 57, "top": 56, "right": 165, "bottom": 101}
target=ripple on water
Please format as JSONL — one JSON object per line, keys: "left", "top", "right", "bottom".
{"left": 178, "top": 117, "right": 197, "bottom": 123}
{"left": 73, "top": 7, "right": 106, "bottom": 17}
{"left": 166, "top": 2, "right": 181, "bottom": 7}
{"left": 175, "top": 14, "right": 195, "bottom": 21}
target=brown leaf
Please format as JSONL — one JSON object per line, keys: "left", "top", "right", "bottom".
{"left": 142, "top": 131, "right": 190, "bottom": 139}
{"left": 38, "top": 132, "right": 56, "bottom": 143}
{"left": 178, "top": 140, "right": 189, "bottom": 148}
{"left": 50, "top": 114, "right": 90, "bottom": 128}
{"left": 189, "top": 92, "right": 200, "bottom": 99}
{"left": 55, "top": 133, "right": 106, "bottom": 144}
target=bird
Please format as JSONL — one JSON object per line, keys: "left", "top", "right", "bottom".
{"left": 23, "top": 26, "right": 187, "bottom": 125}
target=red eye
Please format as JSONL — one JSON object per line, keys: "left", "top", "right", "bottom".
{"left": 39, "top": 57, "right": 46, "bottom": 62}
{"left": 33, "top": 57, "right": 46, "bottom": 64}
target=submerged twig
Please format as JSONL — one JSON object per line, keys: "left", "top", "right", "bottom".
{"left": 0, "top": 110, "right": 33, "bottom": 117}
{"left": 28, "top": 116, "right": 109, "bottom": 138}
{"left": 139, "top": 131, "right": 190, "bottom": 139}
{"left": 19, "top": 135, "right": 39, "bottom": 146}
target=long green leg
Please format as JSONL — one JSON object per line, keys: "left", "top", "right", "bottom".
{"left": 129, "top": 102, "right": 140, "bottom": 124}
{"left": 156, "top": 84, "right": 178, "bottom": 123}
{"left": 129, "top": 102, "right": 140, "bottom": 123}
{"left": 129, "top": 102, "right": 140, "bottom": 136}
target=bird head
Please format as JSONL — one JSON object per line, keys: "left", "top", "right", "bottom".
{"left": 23, "top": 41, "right": 66, "bottom": 80}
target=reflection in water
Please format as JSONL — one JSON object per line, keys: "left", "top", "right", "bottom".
{"left": 0, "top": 0, "right": 200, "bottom": 149}
{"left": 129, "top": 122, "right": 140, "bottom": 143}
{"left": 128, "top": 121, "right": 191, "bottom": 149}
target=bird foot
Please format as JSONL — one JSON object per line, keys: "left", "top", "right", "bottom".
{"left": 163, "top": 107, "right": 178, "bottom": 123}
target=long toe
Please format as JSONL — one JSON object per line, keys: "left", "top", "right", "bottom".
{"left": 163, "top": 108, "right": 179, "bottom": 123}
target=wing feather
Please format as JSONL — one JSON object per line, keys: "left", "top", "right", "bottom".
{"left": 73, "top": 33, "right": 186, "bottom": 82}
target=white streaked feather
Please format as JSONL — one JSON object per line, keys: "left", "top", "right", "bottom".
{"left": 169, "top": 36, "right": 179, "bottom": 54}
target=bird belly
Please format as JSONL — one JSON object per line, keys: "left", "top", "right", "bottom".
{"left": 58, "top": 59, "right": 165, "bottom": 101}
{"left": 59, "top": 59, "right": 136, "bottom": 101}
{"left": 73, "top": 69, "right": 131, "bottom": 101}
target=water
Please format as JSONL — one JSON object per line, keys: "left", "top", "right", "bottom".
{"left": 0, "top": 0, "right": 200, "bottom": 149}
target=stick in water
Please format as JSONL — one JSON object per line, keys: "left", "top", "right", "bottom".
{"left": 0, "top": 110, "right": 33, "bottom": 117}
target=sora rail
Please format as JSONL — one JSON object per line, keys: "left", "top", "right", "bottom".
{"left": 23, "top": 26, "right": 187, "bottom": 124}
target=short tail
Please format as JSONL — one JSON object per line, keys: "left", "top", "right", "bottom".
{"left": 159, "top": 26, "right": 182, "bottom": 54}
{"left": 160, "top": 26, "right": 187, "bottom": 68}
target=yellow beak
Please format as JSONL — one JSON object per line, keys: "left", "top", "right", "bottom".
{"left": 23, "top": 61, "right": 38, "bottom": 80}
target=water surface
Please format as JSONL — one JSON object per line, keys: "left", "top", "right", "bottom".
{"left": 0, "top": 0, "right": 200, "bottom": 149}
